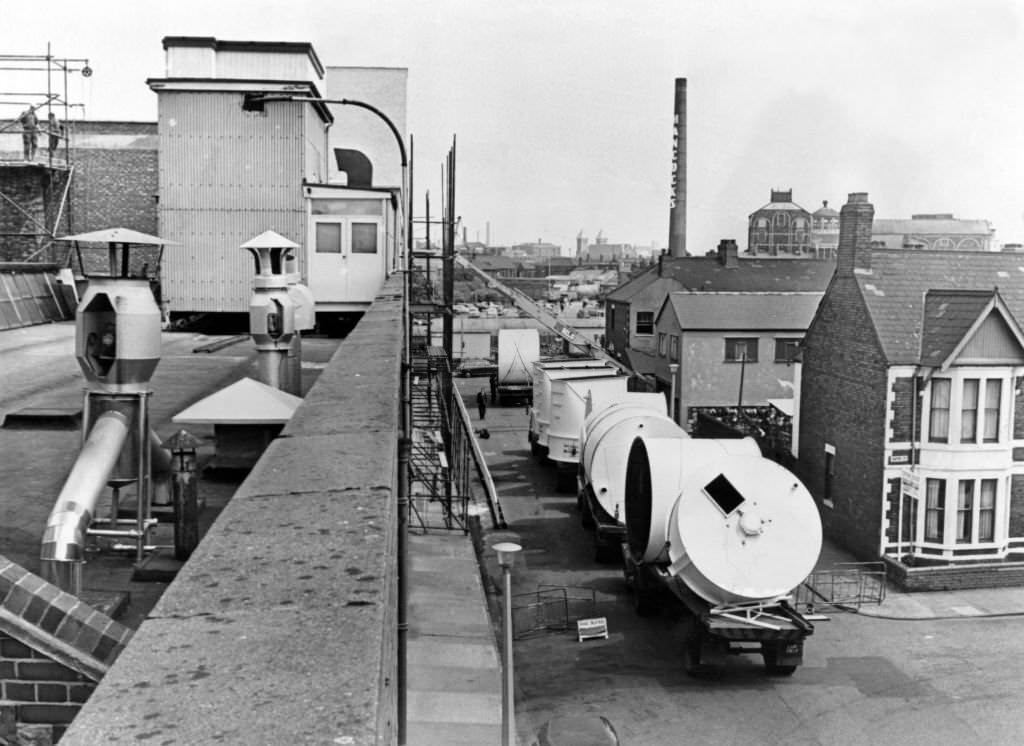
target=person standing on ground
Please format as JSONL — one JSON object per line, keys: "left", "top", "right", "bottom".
{"left": 47, "top": 111, "right": 64, "bottom": 158}
{"left": 477, "top": 389, "right": 487, "bottom": 420}
{"left": 19, "top": 107, "right": 38, "bottom": 161}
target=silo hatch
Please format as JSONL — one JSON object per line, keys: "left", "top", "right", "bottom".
{"left": 703, "top": 474, "right": 745, "bottom": 516}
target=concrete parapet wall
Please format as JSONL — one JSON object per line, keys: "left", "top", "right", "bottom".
{"left": 60, "top": 275, "right": 405, "bottom": 745}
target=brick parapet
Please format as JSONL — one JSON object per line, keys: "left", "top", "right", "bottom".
{"left": 60, "top": 274, "right": 405, "bottom": 745}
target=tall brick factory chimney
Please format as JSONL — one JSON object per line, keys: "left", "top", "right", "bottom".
{"left": 668, "top": 77, "right": 687, "bottom": 258}
{"left": 836, "top": 192, "right": 874, "bottom": 276}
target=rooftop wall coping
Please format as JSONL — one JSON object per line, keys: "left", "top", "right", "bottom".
{"left": 60, "top": 275, "right": 405, "bottom": 745}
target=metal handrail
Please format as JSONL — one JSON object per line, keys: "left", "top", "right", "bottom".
{"left": 451, "top": 383, "right": 506, "bottom": 529}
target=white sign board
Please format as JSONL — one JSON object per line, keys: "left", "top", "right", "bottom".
{"left": 576, "top": 617, "right": 609, "bottom": 642}
{"left": 900, "top": 469, "right": 919, "bottom": 500}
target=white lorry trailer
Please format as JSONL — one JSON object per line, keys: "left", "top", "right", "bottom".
{"left": 528, "top": 360, "right": 617, "bottom": 459}
{"left": 622, "top": 433, "right": 822, "bottom": 676}
{"left": 545, "top": 374, "right": 628, "bottom": 492}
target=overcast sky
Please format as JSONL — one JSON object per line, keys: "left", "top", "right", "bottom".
{"left": 3, "top": 0, "right": 1022, "bottom": 256}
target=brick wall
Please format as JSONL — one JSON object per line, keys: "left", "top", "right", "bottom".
{"left": 1010, "top": 474, "right": 1024, "bottom": 539}
{"left": 799, "top": 193, "right": 888, "bottom": 560}
{"left": 0, "top": 634, "right": 94, "bottom": 744}
{"left": 69, "top": 148, "right": 157, "bottom": 236}
{"left": 890, "top": 376, "right": 923, "bottom": 443}
{"left": 799, "top": 277, "right": 890, "bottom": 558}
{"left": 0, "top": 556, "right": 132, "bottom": 744}
{"left": 0, "top": 168, "right": 71, "bottom": 262}
{"left": 884, "top": 556, "right": 1024, "bottom": 592}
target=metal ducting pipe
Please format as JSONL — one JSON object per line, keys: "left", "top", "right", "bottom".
{"left": 41, "top": 409, "right": 130, "bottom": 594}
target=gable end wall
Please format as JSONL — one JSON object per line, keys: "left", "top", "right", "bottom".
{"left": 799, "top": 277, "right": 889, "bottom": 559}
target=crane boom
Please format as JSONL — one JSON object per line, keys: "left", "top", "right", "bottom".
{"left": 454, "top": 254, "right": 635, "bottom": 376}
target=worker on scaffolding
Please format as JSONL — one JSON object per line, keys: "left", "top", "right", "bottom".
{"left": 18, "top": 107, "right": 38, "bottom": 161}
{"left": 47, "top": 111, "right": 64, "bottom": 158}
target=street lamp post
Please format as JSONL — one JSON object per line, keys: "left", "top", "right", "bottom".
{"left": 494, "top": 541, "right": 522, "bottom": 746}
{"left": 668, "top": 363, "right": 679, "bottom": 423}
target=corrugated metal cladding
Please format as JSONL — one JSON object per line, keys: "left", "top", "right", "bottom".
{"left": 158, "top": 92, "right": 318, "bottom": 312}
{"left": 161, "top": 209, "right": 304, "bottom": 313}
{"left": 303, "top": 107, "right": 326, "bottom": 185}
{"left": 216, "top": 51, "right": 321, "bottom": 84}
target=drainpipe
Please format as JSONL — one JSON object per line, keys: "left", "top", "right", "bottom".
{"left": 40, "top": 409, "right": 130, "bottom": 594}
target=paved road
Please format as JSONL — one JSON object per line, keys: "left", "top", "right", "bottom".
{"left": 465, "top": 388, "right": 1024, "bottom": 746}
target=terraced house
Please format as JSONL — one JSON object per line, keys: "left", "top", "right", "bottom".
{"left": 799, "top": 192, "right": 1024, "bottom": 589}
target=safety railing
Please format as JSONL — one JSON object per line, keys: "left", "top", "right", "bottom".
{"left": 794, "top": 562, "right": 888, "bottom": 612}
{"left": 511, "top": 585, "right": 598, "bottom": 639}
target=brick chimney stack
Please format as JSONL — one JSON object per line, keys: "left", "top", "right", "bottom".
{"left": 717, "top": 239, "right": 739, "bottom": 268}
{"left": 836, "top": 192, "right": 874, "bottom": 275}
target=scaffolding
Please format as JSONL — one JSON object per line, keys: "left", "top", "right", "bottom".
{"left": 0, "top": 44, "right": 91, "bottom": 263}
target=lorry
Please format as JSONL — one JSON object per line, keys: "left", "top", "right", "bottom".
{"left": 491, "top": 328, "right": 540, "bottom": 405}
{"left": 576, "top": 394, "right": 675, "bottom": 561}
{"left": 545, "top": 374, "right": 628, "bottom": 492}
{"left": 528, "top": 359, "right": 618, "bottom": 460}
{"left": 621, "top": 432, "right": 822, "bottom": 676}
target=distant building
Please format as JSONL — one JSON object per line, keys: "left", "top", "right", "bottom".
{"left": 747, "top": 189, "right": 813, "bottom": 257}
{"left": 576, "top": 231, "right": 638, "bottom": 264}
{"left": 871, "top": 214, "right": 995, "bottom": 252}
{"left": 509, "top": 239, "right": 560, "bottom": 261}
{"left": 810, "top": 200, "right": 839, "bottom": 260}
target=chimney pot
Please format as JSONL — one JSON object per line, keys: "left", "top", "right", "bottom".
{"left": 718, "top": 239, "right": 739, "bottom": 268}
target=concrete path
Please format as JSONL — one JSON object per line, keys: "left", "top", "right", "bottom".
{"left": 405, "top": 531, "right": 502, "bottom": 746}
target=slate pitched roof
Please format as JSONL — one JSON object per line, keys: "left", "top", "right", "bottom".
{"left": 605, "top": 257, "right": 833, "bottom": 302}
{"left": 854, "top": 249, "right": 1024, "bottom": 364}
{"left": 661, "top": 292, "right": 824, "bottom": 330}
{"left": 919, "top": 290, "right": 994, "bottom": 367}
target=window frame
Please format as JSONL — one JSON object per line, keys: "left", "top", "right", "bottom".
{"left": 669, "top": 335, "right": 679, "bottom": 362}
{"left": 960, "top": 378, "right": 979, "bottom": 443}
{"left": 984, "top": 379, "right": 1002, "bottom": 443}
{"left": 925, "top": 478, "right": 946, "bottom": 542}
{"left": 658, "top": 332, "right": 667, "bottom": 357}
{"left": 725, "top": 337, "right": 759, "bottom": 363}
{"left": 956, "top": 480, "right": 974, "bottom": 544}
{"left": 634, "top": 311, "right": 655, "bottom": 336}
{"left": 774, "top": 337, "right": 801, "bottom": 363}
{"left": 928, "top": 378, "right": 951, "bottom": 443}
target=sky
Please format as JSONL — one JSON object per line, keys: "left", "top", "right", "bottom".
{"left": 2, "top": 0, "right": 1022, "bottom": 256}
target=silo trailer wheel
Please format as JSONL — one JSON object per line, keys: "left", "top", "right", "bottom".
{"left": 761, "top": 643, "right": 798, "bottom": 676}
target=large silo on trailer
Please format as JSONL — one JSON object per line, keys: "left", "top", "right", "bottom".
{"left": 624, "top": 435, "right": 821, "bottom": 606}
{"left": 577, "top": 395, "right": 678, "bottom": 559}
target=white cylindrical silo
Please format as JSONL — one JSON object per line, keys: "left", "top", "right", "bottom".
{"left": 580, "top": 401, "right": 682, "bottom": 525}
{"left": 624, "top": 435, "right": 820, "bottom": 606}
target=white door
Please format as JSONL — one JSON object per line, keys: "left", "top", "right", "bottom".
{"left": 308, "top": 217, "right": 384, "bottom": 305}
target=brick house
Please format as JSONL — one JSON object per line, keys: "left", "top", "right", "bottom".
{"left": 799, "top": 192, "right": 1024, "bottom": 589}
{"left": 604, "top": 239, "right": 832, "bottom": 377}
{"left": 653, "top": 290, "right": 822, "bottom": 431}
